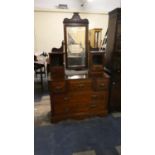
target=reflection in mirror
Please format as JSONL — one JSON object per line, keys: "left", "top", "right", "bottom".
{"left": 63, "top": 12, "right": 89, "bottom": 70}
{"left": 67, "top": 27, "right": 86, "bottom": 68}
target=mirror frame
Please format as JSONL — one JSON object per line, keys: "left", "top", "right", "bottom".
{"left": 63, "top": 12, "right": 89, "bottom": 70}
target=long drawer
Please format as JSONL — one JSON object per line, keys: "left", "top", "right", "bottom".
{"left": 52, "top": 91, "right": 109, "bottom": 115}
{"left": 53, "top": 102, "right": 107, "bottom": 115}
{"left": 51, "top": 91, "right": 108, "bottom": 105}
{"left": 68, "top": 79, "right": 92, "bottom": 91}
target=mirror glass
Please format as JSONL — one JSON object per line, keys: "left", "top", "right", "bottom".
{"left": 66, "top": 27, "right": 86, "bottom": 68}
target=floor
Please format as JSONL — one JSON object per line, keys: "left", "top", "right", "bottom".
{"left": 34, "top": 75, "right": 121, "bottom": 155}
{"left": 34, "top": 74, "right": 51, "bottom": 126}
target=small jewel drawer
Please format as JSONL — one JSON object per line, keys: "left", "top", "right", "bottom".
{"left": 92, "top": 78, "right": 109, "bottom": 91}
{"left": 50, "top": 81, "right": 66, "bottom": 93}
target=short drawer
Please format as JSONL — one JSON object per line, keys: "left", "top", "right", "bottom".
{"left": 68, "top": 79, "right": 92, "bottom": 91}
{"left": 50, "top": 81, "right": 66, "bottom": 93}
{"left": 92, "top": 78, "right": 109, "bottom": 91}
{"left": 51, "top": 94, "right": 69, "bottom": 105}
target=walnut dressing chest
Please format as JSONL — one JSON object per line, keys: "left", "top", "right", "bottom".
{"left": 48, "top": 13, "right": 111, "bottom": 122}
{"left": 48, "top": 73, "right": 110, "bottom": 122}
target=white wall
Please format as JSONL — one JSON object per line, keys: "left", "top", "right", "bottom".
{"left": 34, "top": 11, "right": 109, "bottom": 53}
{"left": 34, "top": 0, "right": 121, "bottom": 13}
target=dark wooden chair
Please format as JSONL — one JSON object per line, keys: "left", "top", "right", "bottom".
{"left": 34, "top": 55, "right": 46, "bottom": 88}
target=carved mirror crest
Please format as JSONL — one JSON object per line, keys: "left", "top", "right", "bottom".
{"left": 63, "top": 13, "right": 89, "bottom": 70}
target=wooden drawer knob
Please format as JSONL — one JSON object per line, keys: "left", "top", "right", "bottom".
{"left": 64, "top": 97, "right": 68, "bottom": 101}
{"left": 112, "top": 82, "right": 116, "bottom": 85}
{"left": 90, "top": 104, "right": 97, "bottom": 108}
{"left": 100, "top": 83, "right": 105, "bottom": 87}
{"left": 78, "top": 83, "right": 84, "bottom": 87}
{"left": 92, "top": 95, "right": 97, "bottom": 99}
{"left": 64, "top": 108, "right": 69, "bottom": 113}
{"left": 55, "top": 86, "right": 62, "bottom": 90}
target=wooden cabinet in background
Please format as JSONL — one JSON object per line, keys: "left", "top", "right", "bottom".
{"left": 104, "top": 8, "right": 121, "bottom": 112}
{"left": 89, "top": 28, "right": 102, "bottom": 48}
